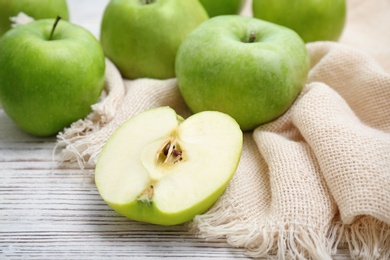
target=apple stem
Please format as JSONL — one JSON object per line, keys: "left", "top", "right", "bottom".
{"left": 141, "top": 0, "right": 155, "bottom": 4}
{"left": 248, "top": 32, "right": 257, "bottom": 43}
{"left": 49, "top": 16, "right": 62, "bottom": 41}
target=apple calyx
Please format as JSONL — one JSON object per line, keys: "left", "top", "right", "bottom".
{"left": 49, "top": 16, "right": 62, "bottom": 40}
{"left": 137, "top": 184, "right": 155, "bottom": 206}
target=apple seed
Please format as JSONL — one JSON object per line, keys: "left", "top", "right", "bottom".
{"left": 172, "top": 149, "right": 182, "bottom": 157}
{"left": 158, "top": 139, "right": 183, "bottom": 165}
{"left": 163, "top": 141, "right": 171, "bottom": 156}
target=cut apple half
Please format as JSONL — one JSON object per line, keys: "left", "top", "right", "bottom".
{"left": 95, "top": 106, "right": 243, "bottom": 225}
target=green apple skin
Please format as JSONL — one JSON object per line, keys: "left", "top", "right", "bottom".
{"left": 95, "top": 107, "right": 243, "bottom": 226}
{"left": 199, "top": 0, "right": 245, "bottom": 17}
{"left": 252, "top": 0, "right": 346, "bottom": 42}
{"left": 175, "top": 16, "right": 310, "bottom": 131}
{"left": 0, "top": 19, "right": 106, "bottom": 137}
{"left": 0, "top": 0, "right": 69, "bottom": 37}
{"left": 100, "top": 0, "right": 209, "bottom": 80}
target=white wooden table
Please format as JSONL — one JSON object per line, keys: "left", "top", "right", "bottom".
{"left": 0, "top": 1, "right": 361, "bottom": 259}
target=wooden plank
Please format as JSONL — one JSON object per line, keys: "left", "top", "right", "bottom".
{"left": 0, "top": 108, "right": 353, "bottom": 259}
{"left": 0, "top": 109, "right": 251, "bottom": 258}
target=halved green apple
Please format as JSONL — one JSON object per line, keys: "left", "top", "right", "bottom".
{"left": 95, "top": 107, "right": 243, "bottom": 226}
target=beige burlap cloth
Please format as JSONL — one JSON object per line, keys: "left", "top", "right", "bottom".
{"left": 57, "top": 41, "right": 390, "bottom": 259}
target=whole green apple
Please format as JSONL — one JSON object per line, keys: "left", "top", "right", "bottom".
{"left": 252, "top": 0, "right": 346, "bottom": 42}
{"left": 0, "top": 17, "right": 106, "bottom": 136}
{"left": 100, "top": 0, "right": 209, "bottom": 80}
{"left": 175, "top": 15, "right": 310, "bottom": 131}
{"left": 199, "top": 0, "right": 245, "bottom": 17}
{"left": 95, "top": 106, "right": 243, "bottom": 225}
{"left": 0, "top": 0, "right": 69, "bottom": 37}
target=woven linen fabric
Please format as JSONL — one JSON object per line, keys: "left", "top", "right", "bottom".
{"left": 57, "top": 41, "right": 390, "bottom": 259}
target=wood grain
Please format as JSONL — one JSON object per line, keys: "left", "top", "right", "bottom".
{"left": 0, "top": 102, "right": 352, "bottom": 260}
{"left": 0, "top": 109, "right": 253, "bottom": 259}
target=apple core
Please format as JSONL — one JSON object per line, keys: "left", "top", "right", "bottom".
{"left": 159, "top": 140, "right": 183, "bottom": 165}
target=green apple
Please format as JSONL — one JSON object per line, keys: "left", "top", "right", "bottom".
{"left": 95, "top": 106, "right": 243, "bottom": 226}
{"left": 199, "top": 0, "right": 245, "bottom": 17}
{"left": 0, "top": 17, "right": 106, "bottom": 136}
{"left": 0, "top": 0, "right": 69, "bottom": 37}
{"left": 252, "top": 0, "right": 346, "bottom": 42}
{"left": 175, "top": 15, "right": 310, "bottom": 131}
{"left": 100, "top": 0, "right": 209, "bottom": 80}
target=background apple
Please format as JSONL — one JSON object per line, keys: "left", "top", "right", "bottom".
{"left": 0, "top": 0, "right": 69, "bottom": 37}
{"left": 95, "top": 107, "right": 243, "bottom": 226}
{"left": 199, "top": 0, "right": 245, "bottom": 17}
{"left": 0, "top": 18, "right": 106, "bottom": 136}
{"left": 252, "top": 0, "right": 346, "bottom": 42}
{"left": 100, "top": 0, "right": 209, "bottom": 80}
{"left": 175, "top": 15, "right": 310, "bottom": 131}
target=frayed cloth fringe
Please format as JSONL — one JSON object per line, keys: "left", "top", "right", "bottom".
{"left": 191, "top": 207, "right": 388, "bottom": 259}
{"left": 344, "top": 217, "right": 390, "bottom": 260}
{"left": 192, "top": 218, "right": 339, "bottom": 260}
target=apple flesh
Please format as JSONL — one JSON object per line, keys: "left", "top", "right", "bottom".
{"left": 252, "top": 0, "right": 346, "bottom": 42}
{"left": 175, "top": 15, "right": 310, "bottom": 131}
{"left": 199, "top": 0, "right": 245, "bottom": 17}
{"left": 95, "top": 107, "right": 243, "bottom": 226}
{"left": 100, "top": 0, "right": 209, "bottom": 79}
{"left": 0, "top": 0, "right": 69, "bottom": 37}
{"left": 0, "top": 18, "right": 105, "bottom": 136}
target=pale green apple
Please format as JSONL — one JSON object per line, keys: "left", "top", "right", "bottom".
{"left": 100, "top": 0, "right": 209, "bottom": 80}
{"left": 252, "top": 0, "right": 346, "bottom": 42}
{"left": 175, "top": 15, "right": 310, "bottom": 131}
{"left": 199, "top": 0, "right": 245, "bottom": 17}
{"left": 0, "top": 0, "right": 69, "bottom": 37}
{"left": 95, "top": 106, "right": 243, "bottom": 226}
{"left": 0, "top": 18, "right": 105, "bottom": 136}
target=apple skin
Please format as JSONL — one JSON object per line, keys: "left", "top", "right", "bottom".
{"left": 252, "top": 0, "right": 346, "bottom": 42}
{"left": 100, "top": 0, "right": 209, "bottom": 80}
{"left": 199, "top": 0, "right": 245, "bottom": 17}
{"left": 175, "top": 15, "right": 310, "bottom": 131}
{"left": 0, "top": 0, "right": 69, "bottom": 37}
{"left": 0, "top": 19, "right": 106, "bottom": 137}
{"left": 95, "top": 107, "right": 243, "bottom": 226}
